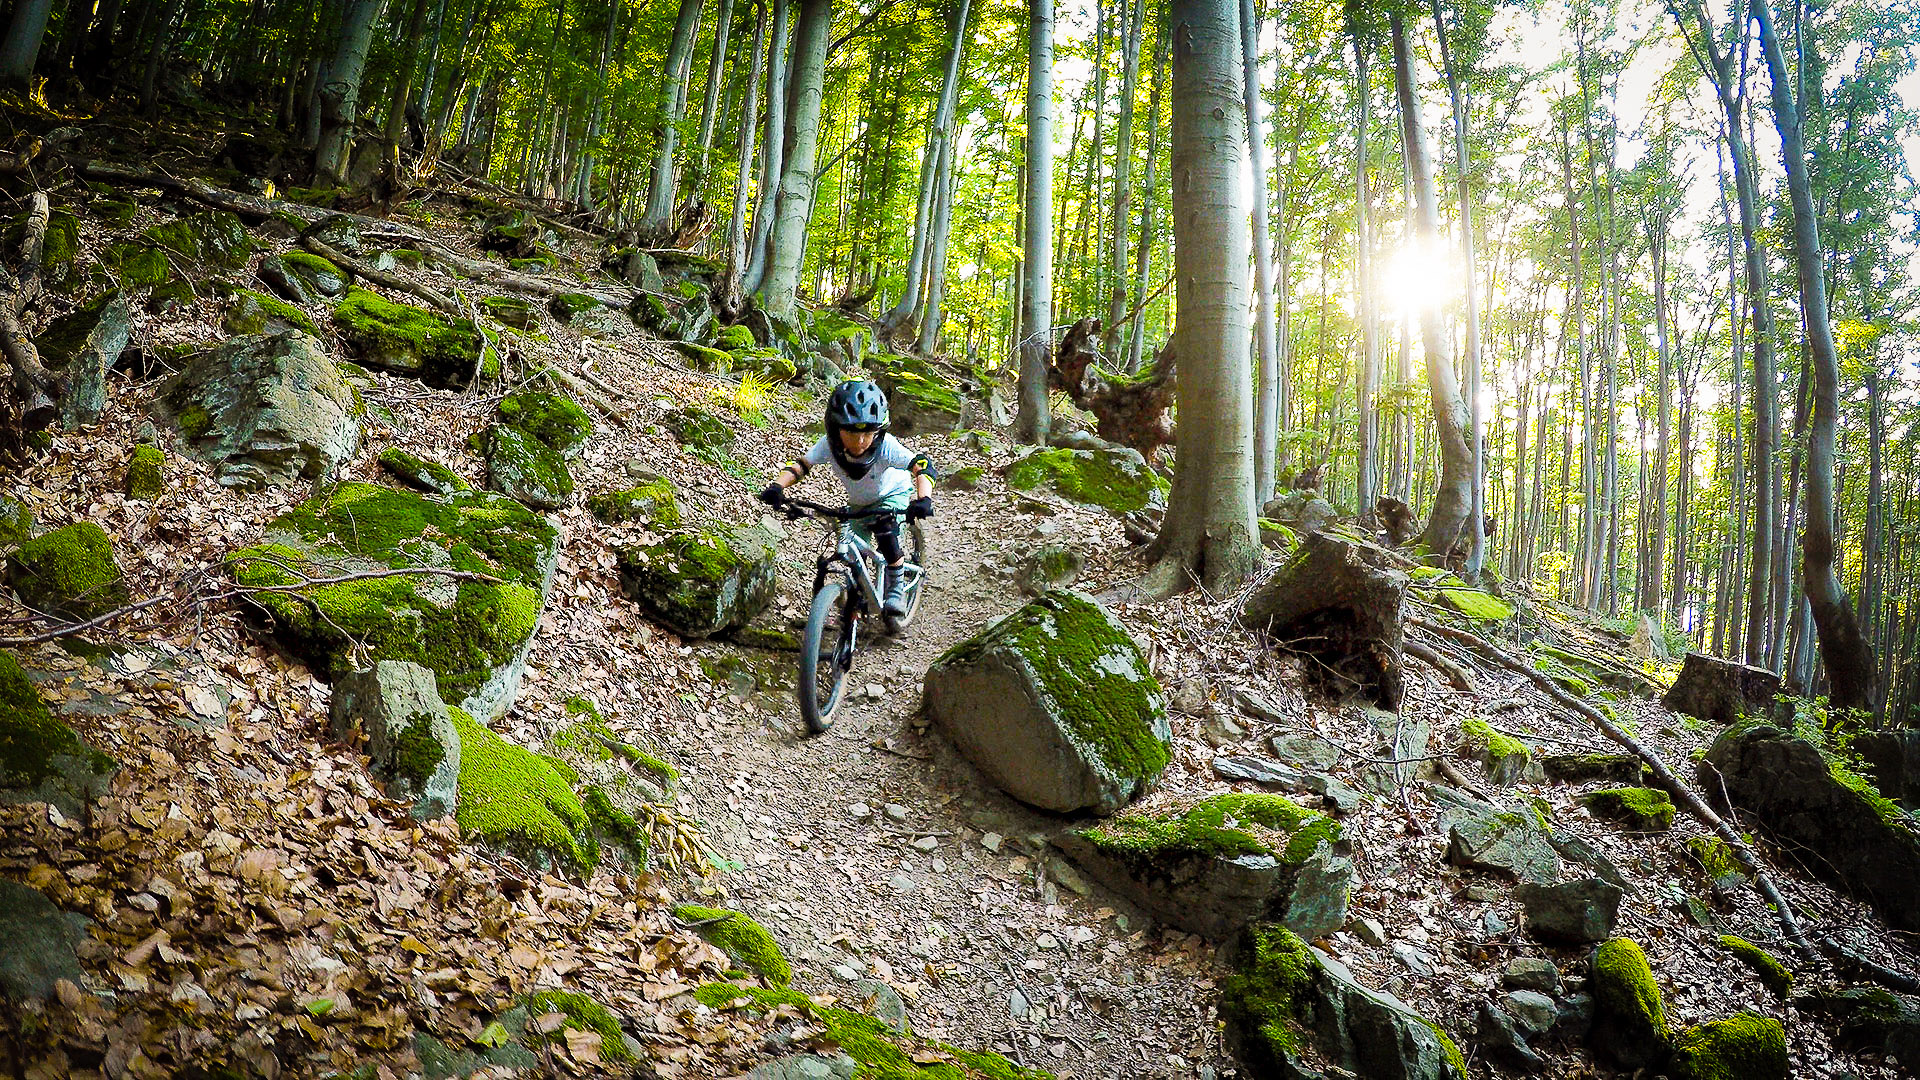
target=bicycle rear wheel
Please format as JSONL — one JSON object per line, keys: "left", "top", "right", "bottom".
{"left": 798, "top": 576, "right": 858, "bottom": 734}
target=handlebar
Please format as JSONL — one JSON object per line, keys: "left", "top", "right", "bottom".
{"left": 780, "top": 497, "right": 905, "bottom": 522}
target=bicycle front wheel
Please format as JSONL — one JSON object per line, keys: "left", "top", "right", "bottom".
{"left": 798, "top": 576, "right": 858, "bottom": 734}
{"left": 893, "top": 520, "right": 931, "bottom": 629}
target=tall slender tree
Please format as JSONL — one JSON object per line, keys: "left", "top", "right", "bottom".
{"left": 1016, "top": 0, "right": 1055, "bottom": 444}
{"left": 1242, "top": 0, "right": 1279, "bottom": 505}
{"left": 757, "top": 0, "right": 830, "bottom": 318}
{"left": 639, "top": 0, "right": 707, "bottom": 235}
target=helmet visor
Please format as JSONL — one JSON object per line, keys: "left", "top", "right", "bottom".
{"left": 841, "top": 421, "right": 882, "bottom": 432}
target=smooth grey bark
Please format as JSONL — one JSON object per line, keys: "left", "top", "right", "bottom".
{"left": 1103, "top": 0, "right": 1145, "bottom": 361}
{"left": 694, "top": 0, "right": 737, "bottom": 186}
{"left": 1389, "top": 12, "right": 1473, "bottom": 559}
{"left": 1752, "top": 0, "right": 1876, "bottom": 712}
{"left": 313, "top": 0, "right": 387, "bottom": 184}
{"left": 1015, "top": 0, "right": 1054, "bottom": 444}
{"left": 381, "top": 0, "right": 434, "bottom": 144}
{"left": 880, "top": 0, "right": 971, "bottom": 337}
{"left": 1648, "top": 212, "right": 1672, "bottom": 614}
{"left": 1140, "top": 0, "right": 1257, "bottom": 598}
{"left": 1126, "top": 19, "right": 1166, "bottom": 375}
{"left": 917, "top": 128, "right": 958, "bottom": 354}
{"left": 1430, "top": 0, "right": 1483, "bottom": 579}
{"left": 1351, "top": 19, "right": 1379, "bottom": 516}
{"left": 639, "top": 0, "right": 705, "bottom": 234}
{"left": 1241, "top": 0, "right": 1277, "bottom": 506}
{"left": 724, "top": 0, "right": 768, "bottom": 303}
{"left": 0, "top": 0, "right": 55, "bottom": 86}
{"left": 742, "top": 0, "right": 789, "bottom": 296}
{"left": 572, "top": 0, "right": 623, "bottom": 205}
{"left": 756, "top": 0, "right": 828, "bottom": 319}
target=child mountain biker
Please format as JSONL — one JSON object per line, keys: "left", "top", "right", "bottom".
{"left": 758, "top": 380, "right": 935, "bottom": 618}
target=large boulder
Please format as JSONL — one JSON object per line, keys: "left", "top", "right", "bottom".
{"left": 35, "top": 291, "right": 131, "bottom": 430}
{"left": 332, "top": 287, "right": 497, "bottom": 388}
{"left": 1055, "top": 793, "right": 1351, "bottom": 940}
{"left": 1663, "top": 653, "right": 1781, "bottom": 726}
{"left": 1514, "top": 877, "right": 1623, "bottom": 944}
{"left": 1222, "top": 923, "right": 1467, "bottom": 1080}
{"left": 924, "top": 590, "right": 1169, "bottom": 815}
{"left": 0, "top": 650, "right": 117, "bottom": 819}
{"left": 1430, "top": 786, "right": 1559, "bottom": 884}
{"left": 1669, "top": 1014, "right": 1789, "bottom": 1080}
{"left": 480, "top": 390, "right": 592, "bottom": 510}
{"left": 616, "top": 524, "right": 778, "bottom": 639}
{"left": 883, "top": 373, "right": 963, "bottom": 436}
{"left": 145, "top": 209, "right": 257, "bottom": 270}
{"left": 0, "top": 879, "right": 90, "bottom": 1005}
{"left": 232, "top": 482, "right": 560, "bottom": 720}
{"left": 1001, "top": 447, "right": 1163, "bottom": 514}
{"left": 1795, "top": 987, "right": 1920, "bottom": 1071}
{"left": 1590, "top": 938, "right": 1670, "bottom": 1071}
{"left": 1854, "top": 728, "right": 1920, "bottom": 811}
{"left": 1239, "top": 533, "right": 1409, "bottom": 711}
{"left": 1261, "top": 491, "right": 1340, "bottom": 536}
{"left": 330, "top": 660, "right": 461, "bottom": 819}
{"left": 280, "top": 251, "right": 350, "bottom": 298}
{"left": 154, "top": 331, "right": 362, "bottom": 489}
{"left": 1702, "top": 721, "right": 1920, "bottom": 932}
{"left": 4, "top": 521, "right": 128, "bottom": 620}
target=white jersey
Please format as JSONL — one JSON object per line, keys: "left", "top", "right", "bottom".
{"left": 801, "top": 433, "right": 918, "bottom": 507}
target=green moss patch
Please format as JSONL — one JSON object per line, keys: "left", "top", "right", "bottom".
{"left": 615, "top": 524, "right": 777, "bottom": 639}
{"left": 332, "top": 287, "right": 493, "bottom": 388}
{"left": 581, "top": 786, "right": 649, "bottom": 866}
{"left": 1581, "top": 787, "right": 1676, "bottom": 831}
{"left": 672, "top": 341, "right": 733, "bottom": 373}
{"left": 0, "top": 650, "right": 117, "bottom": 806}
{"left": 1084, "top": 792, "right": 1339, "bottom": 866}
{"left": 694, "top": 984, "right": 1053, "bottom": 1079}
{"left": 376, "top": 447, "right": 471, "bottom": 495}
{"left": 125, "top": 445, "right": 165, "bottom": 500}
{"left": 587, "top": 479, "right": 680, "bottom": 528}
{"left": 665, "top": 408, "right": 734, "bottom": 453}
{"left": 229, "top": 483, "right": 556, "bottom": 710}
{"left": 1438, "top": 587, "right": 1514, "bottom": 622}
{"left": 450, "top": 707, "right": 594, "bottom": 874}
{"left": 673, "top": 905, "right": 791, "bottom": 986}
{"left": 105, "top": 242, "right": 172, "bottom": 288}
{"left": 223, "top": 287, "right": 316, "bottom": 336}
{"left": 1594, "top": 937, "right": 1670, "bottom": 1044}
{"left": 5, "top": 521, "right": 128, "bottom": 619}
{"left": 0, "top": 497, "right": 31, "bottom": 550}
{"left": 1669, "top": 1013, "right": 1788, "bottom": 1080}
{"left": 1686, "top": 836, "right": 1753, "bottom": 891}
{"left": 522, "top": 990, "right": 635, "bottom": 1064}
{"left": 548, "top": 292, "right": 602, "bottom": 322}
{"left": 944, "top": 466, "right": 983, "bottom": 491}
{"left": 1002, "top": 448, "right": 1162, "bottom": 514}
{"left": 496, "top": 391, "right": 592, "bottom": 456}
{"left": 1220, "top": 922, "right": 1316, "bottom": 1065}
{"left": 1462, "top": 718, "right": 1528, "bottom": 764}
{"left": 1718, "top": 936, "right": 1792, "bottom": 998}
{"left": 712, "top": 323, "right": 755, "bottom": 351}
{"left": 482, "top": 425, "right": 573, "bottom": 509}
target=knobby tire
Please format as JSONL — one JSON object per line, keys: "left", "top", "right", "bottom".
{"left": 798, "top": 576, "right": 855, "bottom": 734}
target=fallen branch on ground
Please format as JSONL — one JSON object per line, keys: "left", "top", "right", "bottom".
{"left": 301, "top": 233, "right": 461, "bottom": 315}
{"left": 1410, "top": 616, "right": 1818, "bottom": 963}
{"left": 1406, "top": 640, "right": 1473, "bottom": 691}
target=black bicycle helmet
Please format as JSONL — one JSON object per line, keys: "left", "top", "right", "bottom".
{"left": 825, "top": 379, "right": 890, "bottom": 479}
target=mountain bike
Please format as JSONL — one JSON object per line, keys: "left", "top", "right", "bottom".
{"left": 780, "top": 497, "right": 928, "bottom": 734}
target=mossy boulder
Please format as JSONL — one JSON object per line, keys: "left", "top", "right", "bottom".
{"left": 1438, "top": 587, "right": 1515, "bottom": 623}
{"left": 712, "top": 323, "right": 755, "bottom": 351}
{"left": 1718, "top": 935, "right": 1791, "bottom": 999}
{"left": 1430, "top": 785, "right": 1559, "bottom": 884}
{"left": 733, "top": 347, "right": 799, "bottom": 383}
{"left": 497, "top": 391, "right": 592, "bottom": 459}
{"left": 1794, "top": 986, "right": 1920, "bottom": 1070}
{"left": 481, "top": 425, "right": 571, "bottom": 510}
{"left": 280, "top": 250, "right": 349, "bottom": 298}
{"left": 104, "top": 241, "right": 172, "bottom": 289}
{"left": 673, "top": 904, "right": 792, "bottom": 985}
{"left": 548, "top": 292, "right": 603, "bottom": 322}
{"left": 223, "top": 287, "right": 316, "bottom": 336}
{"left": 0, "top": 650, "right": 117, "bottom": 819}
{"left": 588, "top": 478, "right": 680, "bottom": 528}
{"left": 1057, "top": 793, "right": 1351, "bottom": 941}
{"left": 332, "top": 287, "right": 496, "bottom": 389}
{"left": 1702, "top": 721, "right": 1920, "bottom": 932}
{"left": 255, "top": 253, "right": 312, "bottom": 305}
{"left": 1664, "top": 652, "right": 1782, "bottom": 726}
{"left": 665, "top": 407, "right": 734, "bottom": 454}
{"left": 1581, "top": 786, "right": 1676, "bottom": 831}
{"left": 0, "top": 497, "right": 31, "bottom": 550}
{"left": 479, "top": 296, "right": 535, "bottom": 330}
{"left": 1669, "top": 1013, "right": 1788, "bottom": 1080}
{"left": 1019, "top": 544, "right": 1083, "bottom": 595}
{"left": 615, "top": 524, "right": 778, "bottom": 639}
{"left": 1686, "top": 836, "right": 1754, "bottom": 892}
{"left": 34, "top": 290, "right": 131, "bottom": 430}
{"left": 231, "top": 482, "right": 559, "bottom": 720}
{"left": 329, "top": 660, "right": 461, "bottom": 819}
{"left": 944, "top": 466, "right": 983, "bottom": 492}
{"left": 1591, "top": 937, "right": 1670, "bottom": 1070}
{"left": 884, "top": 372, "right": 963, "bottom": 436}
{"left": 145, "top": 210, "right": 256, "bottom": 270}
{"left": 4, "top": 522, "right": 127, "bottom": 620}
{"left": 1542, "top": 752, "right": 1642, "bottom": 784}
{"left": 1461, "top": 718, "right": 1538, "bottom": 786}
{"left": 450, "top": 707, "right": 595, "bottom": 874}
{"left": 1002, "top": 447, "right": 1161, "bottom": 514}
{"left": 924, "top": 590, "right": 1169, "bottom": 815}
{"left": 125, "top": 445, "right": 164, "bottom": 500}
{"left": 154, "top": 331, "right": 362, "bottom": 490}
{"left": 377, "top": 447, "right": 470, "bottom": 495}
{"left": 1222, "top": 923, "right": 1467, "bottom": 1080}
{"left": 672, "top": 340, "right": 734, "bottom": 374}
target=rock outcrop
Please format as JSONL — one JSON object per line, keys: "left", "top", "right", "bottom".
{"left": 616, "top": 524, "right": 778, "bottom": 639}
{"left": 330, "top": 660, "right": 462, "bottom": 819}
{"left": 1239, "top": 533, "right": 1408, "bottom": 711}
{"left": 154, "top": 331, "right": 362, "bottom": 489}
{"left": 0, "top": 650, "right": 117, "bottom": 819}
{"left": 4, "top": 521, "right": 128, "bottom": 621}
{"left": 1663, "top": 652, "right": 1781, "bottom": 726}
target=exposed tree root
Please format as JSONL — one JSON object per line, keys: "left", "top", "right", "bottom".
{"left": 300, "top": 234, "right": 461, "bottom": 315}
{"left": 1406, "top": 640, "right": 1473, "bottom": 691}
{"left": 1409, "top": 616, "right": 1819, "bottom": 963}
{"left": 0, "top": 191, "right": 55, "bottom": 433}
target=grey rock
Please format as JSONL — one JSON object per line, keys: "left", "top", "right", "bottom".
{"left": 483, "top": 424, "right": 572, "bottom": 510}
{"left": 1271, "top": 732, "right": 1342, "bottom": 770}
{"left": 924, "top": 591, "right": 1169, "bottom": 815}
{"left": 1501, "top": 958, "right": 1562, "bottom": 996}
{"left": 0, "top": 654, "right": 117, "bottom": 819}
{"left": 1214, "top": 755, "right": 1309, "bottom": 788}
{"left": 302, "top": 214, "right": 363, "bottom": 255}
{"left": 1353, "top": 917, "right": 1388, "bottom": 946}
{"left": 1431, "top": 786, "right": 1558, "bottom": 884}
{"left": 1008, "top": 987, "right": 1030, "bottom": 1019}
{"left": 0, "top": 879, "right": 90, "bottom": 1004}
{"left": 1546, "top": 829, "right": 1628, "bottom": 891}
{"left": 615, "top": 524, "right": 779, "bottom": 640}
{"left": 1483, "top": 911, "right": 1509, "bottom": 936}
{"left": 1630, "top": 613, "right": 1668, "bottom": 660}
{"left": 743, "top": 1054, "right": 861, "bottom": 1080}
{"left": 1501, "top": 990, "right": 1558, "bottom": 1036}
{"left": 1855, "top": 728, "right": 1920, "bottom": 810}
{"left": 1663, "top": 652, "right": 1781, "bottom": 726}
{"left": 1314, "top": 949, "right": 1467, "bottom": 1080}
{"left": 1019, "top": 543, "right": 1084, "bottom": 595}
{"left": 1550, "top": 991, "right": 1593, "bottom": 1043}
{"left": 1796, "top": 986, "right": 1920, "bottom": 1073}
{"left": 1475, "top": 1000, "right": 1545, "bottom": 1074}
{"left": 155, "top": 331, "right": 361, "bottom": 489}
{"left": 1359, "top": 705, "right": 1428, "bottom": 796}
{"left": 849, "top": 979, "right": 908, "bottom": 1034}
{"left": 1392, "top": 942, "right": 1434, "bottom": 976}
{"left": 1262, "top": 490, "right": 1341, "bottom": 536}
{"left": 256, "top": 254, "right": 312, "bottom": 305}
{"left": 36, "top": 290, "right": 131, "bottom": 430}
{"left": 330, "top": 661, "right": 460, "bottom": 819}
{"left": 285, "top": 252, "right": 349, "bottom": 297}
{"left": 1514, "top": 877, "right": 1623, "bottom": 945}
{"left": 574, "top": 306, "right": 637, "bottom": 340}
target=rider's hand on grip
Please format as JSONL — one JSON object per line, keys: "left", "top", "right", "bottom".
{"left": 906, "top": 496, "right": 935, "bottom": 520}
{"left": 758, "top": 483, "right": 787, "bottom": 507}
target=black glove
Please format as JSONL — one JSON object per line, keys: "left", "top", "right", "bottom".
{"left": 759, "top": 483, "right": 787, "bottom": 507}
{"left": 906, "top": 496, "right": 935, "bottom": 520}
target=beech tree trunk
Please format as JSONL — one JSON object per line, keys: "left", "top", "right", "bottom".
{"left": 693, "top": 0, "right": 736, "bottom": 187}
{"left": 1350, "top": 15, "right": 1379, "bottom": 515}
{"left": 639, "top": 0, "right": 705, "bottom": 235}
{"left": 1015, "top": 0, "right": 1054, "bottom": 444}
{"left": 1241, "top": 0, "right": 1277, "bottom": 506}
{"left": 879, "top": 0, "right": 970, "bottom": 338}
{"left": 313, "top": 0, "right": 387, "bottom": 185}
{"left": 755, "top": 0, "right": 828, "bottom": 319}
{"left": 1140, "top": 0, "right": 1258, "bottom": 598}
{"left": 1103, "top": 0, "right": 1144, "bottom": 362}
{"left": 724, "top": 0, "right": 768, "bottom": 304}
{"left": 1431, "top": 0, "right": 1484, "bottom": 579}
{"left": 1126, "top": 21, "right": 1166, "bottom": 376}
{"left": 0, "top": 0, "right": 55, "bottom": 86}
{"left": 742, "top": 0, "right": 788, "bottom": 296}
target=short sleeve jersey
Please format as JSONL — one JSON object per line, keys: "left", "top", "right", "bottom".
{"left": 801, "top": 433, "right": 919, "bottom": 507}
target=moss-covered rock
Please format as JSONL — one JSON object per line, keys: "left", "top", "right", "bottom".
{"left": 713, "top": 323, "right": 755, "bottom": 351}
{"left": 1060, "top": 793, "right": 1350, "bottom": 940}
{"left": 695, "top": 984, "right": 1054, "bottom": 1079}
{"left": 480, "top": 295, "right": 537, "bottom": 329}
{"left": 0, "top": 497, "right": 31, "bottom": 550}
{"left": 588, "top": 479, "right": 681, "bottom": 528}
{"left": 733, "top": 347, "right": 799, "bottom": 383}
{"left": 1003, "top": 447, "right": 1162, "bottom": 514}
{"left": 377, "top": 447, "right": 470, "bottom": 495}
{"left": 615, "top": 524, "right": 778, "bottom": 639}
{"left": 1221, "top": 923, "right": 1318, "bottom": 1069}
{"left": 155, "top": 331, "right": 362, "bottom": 489}
{"left": 548, "top": 292, "right": 603, "bottom": 322}
{"left": 665, "top": 407, "right": 734, "bottom": 455}
{"left": 924, "top": 590, "right": 1169, "bottom": 815}
{"left": 1438, "top": 587, "right": 1515, "bottom": 622}
{"left": 230, "top": 482, "right": 559, "bottom": 719}
{"left": 497, "top": 391, "right": 592, "bottom": 458}
{"left": 1461, "top": 718, "right": 1536, "bottom": 786}
{"left": 8, "top": 209, "right": 81, "bottom": 293}
{"left": 125, "top": 445, "right": 165, "bottom": 500}
{"left": 672, "top": 340, "right": 734, "bottom": 374}
{"left": 481, "top": 425, "right": 572, "bottom": 510}
{"left": 5, "top": 522, "right": 127, "bottom": 620}
{"left": 1718, "top": 935, "right": 1792, "bottom": 999}
{"left": 142, "top": 210, "right": 256, "bottom": 270}
{"left": 674, "top": 904, "right": 792, "bottom": 985}
{"left": 1581, "top": 786, "right": 1676, "bottom": 831}
{"left": 329, "top": 660, "right": 461, "bottom": 819}
{"left": 1686, "top": 836, "right": 1753, "bottom": 892}
{"left": 1669, "top": 1013, "right": 1788, "bottom": 1080}
{"left": 944, "top": 466, "right": 983, "bottom": 492}
{"left": 450, "top": 707, "right": 595, "bottom": 874}
{"left": 0, "top": 650, "right": 117, "bottom": 818}
{"left": 332, "top": 287, "right": 496, "bottom": 388}
{"left": 1542, "top": 752, "right": 1643, "bottom": 784}
{"left": 883, "top": 371, "right": 963, "bottom": 436}
{"left": 522, "top": 990, "right": 637, "bottom": 1064}
{"left": 281, "top": 250, "right": 349, "bottom": 298}
{"left": 104, "top": 241, "right": 172, "bottom": 289}
{"left": 223, "top": 287, "right": 316, "bottom": 336}
{"left": 1591, "top": 937, "right": 1670, "bottom": 1070}
{"left": 35, "top": 290, "right": 132, "bottom": 430}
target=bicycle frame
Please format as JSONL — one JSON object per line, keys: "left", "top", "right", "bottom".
{"left": 785, "top": 498, "right": 923, "bottom": 622}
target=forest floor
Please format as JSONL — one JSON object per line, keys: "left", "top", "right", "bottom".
{"left": 4, "top": 136, "right": 1920, "bottom": 1079}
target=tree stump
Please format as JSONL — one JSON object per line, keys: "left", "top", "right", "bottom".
{"left": 1662, "top": 653, "right": 1782, "bottom": 727}
{"left": 1238, "top": 533, "right": 1409, "bottom": 710}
